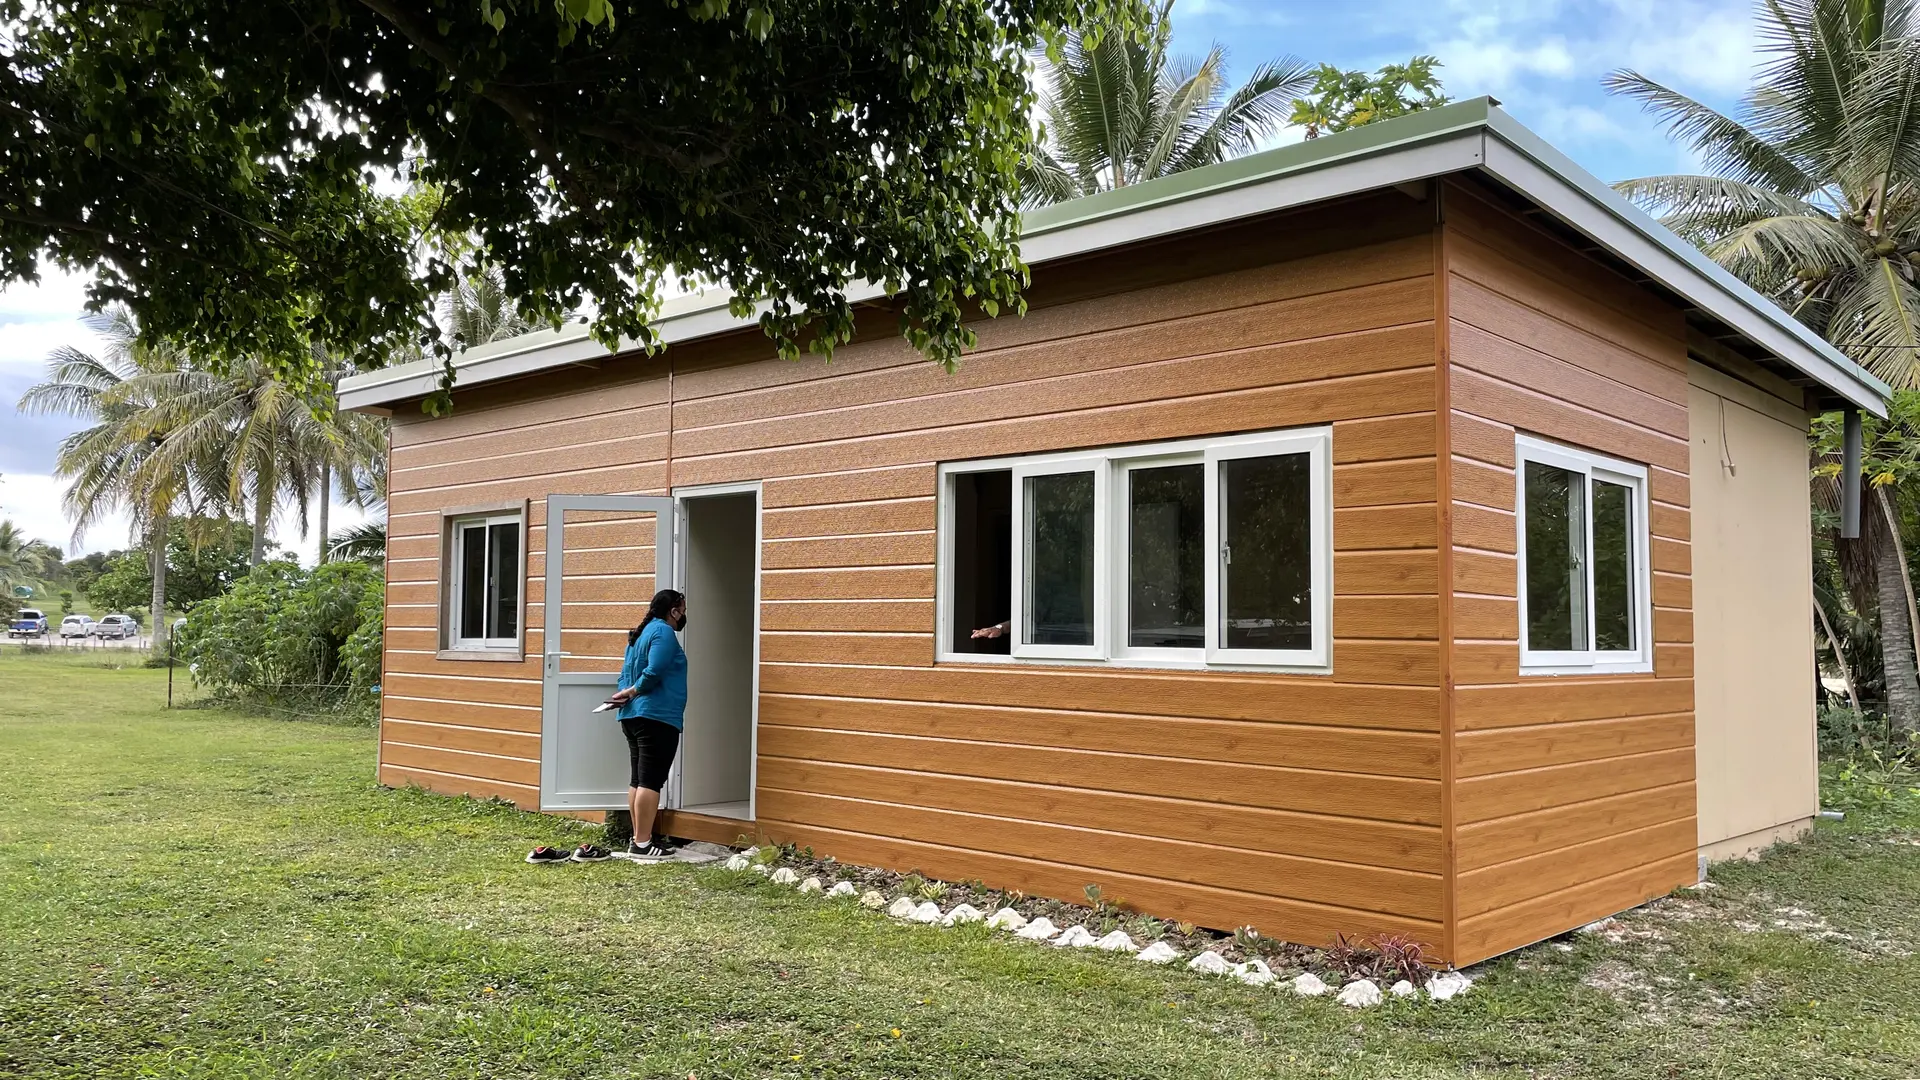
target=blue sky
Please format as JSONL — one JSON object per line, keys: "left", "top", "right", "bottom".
{"left": 0, "top": 0, "right": 1757, "bottom": 555}
{"left": 1168, "top": 0, "right": 1754, "bottom": 177}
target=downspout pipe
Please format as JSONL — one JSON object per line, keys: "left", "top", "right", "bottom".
{"left": 1843, "top": 407, "right": 1863, "bottom": 540}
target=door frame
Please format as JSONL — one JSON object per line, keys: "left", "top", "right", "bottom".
{"left": 538, "top": 493, "right": 676, "bottom": 811}
{"left": 663, "top": 481, "right": 762, "bottom": 820}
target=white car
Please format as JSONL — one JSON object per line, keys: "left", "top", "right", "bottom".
{"left": 59, "top": 615, "right": 95, "bottom": 638}
{"left": 92, "top": 614, "right": 140, "bottom": 640}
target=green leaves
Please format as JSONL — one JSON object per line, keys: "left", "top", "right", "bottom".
{"left": 1288, "top": 55, "right": 1449, "bottom": 139}
{"left": 3, "top": 0, "right": 1149, "bottom": 399}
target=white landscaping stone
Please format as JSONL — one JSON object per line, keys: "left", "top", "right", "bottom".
{"left": 941, "top": 904, "right": 984, "bottom": 926}
{"left": 1094, "top": 930, "right": 1138, "bottom": 953}
{"left": 1187, "top": 951, "right": 1233, "bottom": 976}
{"left": 1135, "top": 941, "right": 1181, "bottom": 964}
{"left": 751, "top": 864, "right": 772, "bottom": 877}
{"left": 797, "top": 877, "right": 823, "bottom": 894}
{"left": 909, "top": 901, "right": 943, "bottom": 924}
{"left": 858, "top": 890, "right": 887, "bottom": 909}
{"left": 1337, "top": 980, "right": 1382, "bottom": 1008}
{"left": 722, "top": 853, "right": 751, "bottom": 871}
{"left": 1426, "top": 971, "right": 1472, "bottom": 1001}
{"left": 986, "top": 907, "right": 1028, "bottom": 931}
{"left": 1015, "top": 917, "right": 1061, "bottom": 941}
{"left": 1388, "top": 980, "right": 1417, "bottom": 998}
{"left": 1290, "top": 973, "right": 1330, "bottom": 997}
{"left": 828, "top": 881, "right": 858, "bottom": 898}
{"left": 741, "top": 847, "right": 760, "bottom": 859}
{"left": 1052, "top": 925, "right": 1098, "bottom": 948}
{"left": 1232, "top": 959, "right": 1276, "bottom": 987}
{"left": 769, "top": 867, "right": 799, "bottom": 886}
{"left": 1577, "top": 917, "right": 1617, "bottom": 935}
{"left": 887, "top": 896, "right": 918, "bottom": 918}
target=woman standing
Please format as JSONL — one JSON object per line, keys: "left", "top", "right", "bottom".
{"left": 607, "top": 588, "right": 688, "bottom": 860}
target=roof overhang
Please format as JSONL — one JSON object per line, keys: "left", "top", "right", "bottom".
{"left": 341, "top": 98, "right": 1888, "bottom": 417}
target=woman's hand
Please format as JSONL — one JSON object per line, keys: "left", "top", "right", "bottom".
{"left": 609, "top": 687, "right": 639, "bottom": 704}
{"left": 971, "top": 621, "right": 1008, "bottom": 640}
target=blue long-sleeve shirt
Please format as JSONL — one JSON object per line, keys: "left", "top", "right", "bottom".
{"left": 617, "top": 619, "right": 687, "bottom": 729}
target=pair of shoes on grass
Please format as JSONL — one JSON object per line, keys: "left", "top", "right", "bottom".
{"left": 524, "top": 838, "right": 679, "bottom": 865}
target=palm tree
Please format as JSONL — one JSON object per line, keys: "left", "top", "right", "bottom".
{"left": 1019, "top": 0, "right": 1313, "bottom": 207}
{"left": 1607, "top": 0, "right": 1920, "bottom": 731}
{"left": 128, "top": 354, "right": 386, "bottom": 567}
{"left": 443, "top": 264, "right": 537, "bottom": 348}
{"left": 15, "top": 308, "right": 215, "bottom": 630}
{"left": 0, "top": 520, "right": 63, "bottom": 599}
{"left": 1605, "top": 0, "right": 1920, "bottom": 384}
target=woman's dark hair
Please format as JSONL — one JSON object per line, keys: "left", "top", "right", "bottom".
{"left": 629, "top": 589, "right": 686, "bottom": 645}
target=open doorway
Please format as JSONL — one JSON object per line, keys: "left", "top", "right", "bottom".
{"left": 671, "top": 487, "right": 758, "bottom": 820}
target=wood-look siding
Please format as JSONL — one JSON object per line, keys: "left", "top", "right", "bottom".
{"left": 379, "top": 191, "right": 1451, "bottom": 951}
{"left": 1439, "top": 180, "right": 1697, "bottom": 964}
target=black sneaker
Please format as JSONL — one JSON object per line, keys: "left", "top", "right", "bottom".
{"left": 649, "top": 835, "right": 682, "bottom": 853}
{"left": 571, "top": 844, "right": 612, "bottom": 863}
{"left": 622, "top": 839, "right": 676, "bottom": 862}
{"left": 525, "top": 845, "right": 570, "bottom": 865}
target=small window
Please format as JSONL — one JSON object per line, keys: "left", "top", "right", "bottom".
{"left": 1516, "top": 436, "right": 1649, "bottom": 673}
{"left": 938, "top": 428, "right": 1330, "bottom": 670}
{"left": 447, "top": 512, "right": 523, "bottom": 651}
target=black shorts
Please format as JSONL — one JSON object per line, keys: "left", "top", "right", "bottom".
{"left": 620, "top": 718, "right": 680, "bottom": 792}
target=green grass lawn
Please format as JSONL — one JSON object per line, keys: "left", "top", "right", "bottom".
{"left": 3, "top": 650, "right": 1919, "bottom": 1079}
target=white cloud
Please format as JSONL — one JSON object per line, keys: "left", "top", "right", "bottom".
{"left": 0, "top": 264, "right": 95, "bottom": 325}
{"left": 0, "top": 317, "right": 100, "bottom": 371}
{"left": 0, "top": 473, "right": 133, "bottom": 554}
{"left": 1435, "top": 36, "right": 1578, "bottom": 97}
{"left": 1605, "top": 0, "right": 1756, "bottom": 94}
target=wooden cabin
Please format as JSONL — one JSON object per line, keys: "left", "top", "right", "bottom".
{"left": 340, "top": 99, "right": 1887, "bottom": 966}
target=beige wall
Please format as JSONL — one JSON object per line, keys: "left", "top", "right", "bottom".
{"left": 1688, "top": 359, "right": 1818, "bottom": 859}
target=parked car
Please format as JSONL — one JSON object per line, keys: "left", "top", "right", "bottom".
{"left": 92, "top": 614, "right": 140, "bottom": 640}
{"left": 8, "top": 608, "right": 49, "bottom": 639}
{"left": 59, "top": 615, "right": 95, "bottom": 639}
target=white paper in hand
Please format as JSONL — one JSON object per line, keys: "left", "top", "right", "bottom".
{"left": 591, "top": 700, "right": 620, "bottom": 713}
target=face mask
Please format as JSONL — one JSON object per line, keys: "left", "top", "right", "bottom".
{"left": 675, "top": 611, "right": 688, "bottom": 630}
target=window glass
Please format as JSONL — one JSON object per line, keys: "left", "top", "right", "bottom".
{"left": 950, "top": 471, "right": 1013, "bottom": 655}
{"left": 459, "top": 524, "right": 486, "bottom": 640}
{"left": 1024, "top": 471, "right": 1096, "bottom": 646}
{"left": 1221, "top": 453, "right": 1312, "bottom": 651}
{"left": 488, "top": 521, "right": 520, "bottom": 639}
{"left": 1523, "top": 460, "right": 1588, "bottom": 652}
{"left": 1128, "top": 464, "right": 1204, "bottom": 648}
{"left": 1592, "top": 479, "right": 1634, "bottom": 652}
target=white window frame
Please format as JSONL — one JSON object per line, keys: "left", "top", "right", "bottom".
{"left": 1011, "top": 454, "right": 1109, "bottom": 660}
{"left": 1205, "top": 431, "right": 1333, "bottom": 668}
{"left": 935, "top": 426, "right": 1332, "bottom": 673}
{"left": 447, "top": 511, "right": 525, "bottom": 652}
{"left": 1514, "top": 434, "right": 1652, "bottom": 675}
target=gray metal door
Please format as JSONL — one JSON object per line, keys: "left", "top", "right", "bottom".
{"left": 538, "top": 494, "right": 675, "bottom": 811}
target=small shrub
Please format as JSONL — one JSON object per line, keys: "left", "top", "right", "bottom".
{"left": 916, "top": 881, "right": 949, "bottom": 901}
{"left": 176, "top": 559, "right": 384, "bottom": 718}
{"left": 1371, "top": 934, "right": 1432, "bottom": 985}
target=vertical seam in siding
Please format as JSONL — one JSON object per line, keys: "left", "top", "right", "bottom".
{"left": 1434, "top": 189, "right": 1460, "bottom": 967}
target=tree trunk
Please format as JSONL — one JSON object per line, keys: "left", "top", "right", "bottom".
{"left": 250, "top": 467, "right": 274, "bottom": 566}
{"left": 149, "top": 507, "right": 170, "bottom": 646}
{"left": 1872, "top": 506, "right": 1920, "bottom": 733}
{"left": 1814, "top": 595, "right": 1861, "bottom": 712}
{"left": 1876, "top": 486, "right": 1919, "bottom": 664}
{"left": 315, "top": 461, "right": 331, "bottom": 566}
